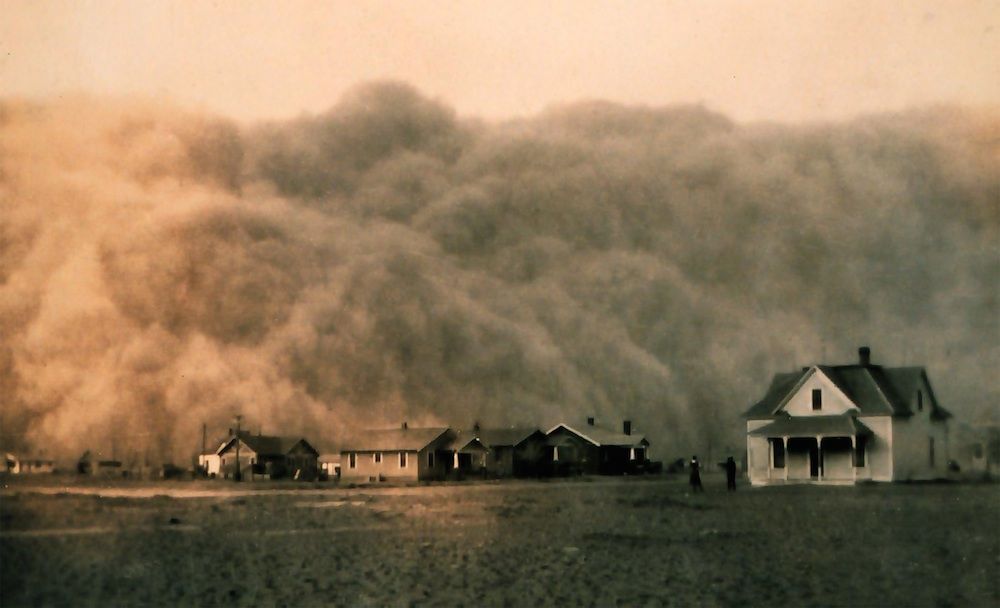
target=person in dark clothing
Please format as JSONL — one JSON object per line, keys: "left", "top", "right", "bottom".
{"left": 689, "top": 455, "right": 703, "bottom": 492}
{"left": 725, "top": 456, "right": 737, "bottom": 491}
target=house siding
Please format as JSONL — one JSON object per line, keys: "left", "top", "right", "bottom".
{"left": 341, "top": 450, "right": 419, "bottom": 482}
{"left": 746, "top": 420, "right": 771, "bottom": 485}
{"left": 891, "top": 378, "right": 950, "bottom": 480}
{"left": 218, "top": 444, "right": 259, "bottom": 479}
{"left": 782, "top": 369, "right": 859, "bottom": 417}
{"left": 859, "top": 416, "right": 893, "bottom": 482}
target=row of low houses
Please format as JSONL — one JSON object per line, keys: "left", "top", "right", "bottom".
{"left": 191, "top": 346, "right": 994, "bottom": 486}
{"left": 4, "top": 453, "right": 54, "bottom": 475}
{"left": 6, "top": 346, "right": 995, "bottom": 485}
{"left": 196, "top": 418, "right": 653, "bottom": 483}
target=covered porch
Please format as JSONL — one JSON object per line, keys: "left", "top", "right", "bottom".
{"left": 751, "top": 415, "right": 873, "bottom": 483}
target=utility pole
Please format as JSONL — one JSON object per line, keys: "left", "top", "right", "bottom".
{"left": 234, "top": 414, "right": 242, "bottom": 482}
{"left": 201, "top": 423, "right": 207, "bottom": 476}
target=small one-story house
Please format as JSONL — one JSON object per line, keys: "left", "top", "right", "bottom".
{"left": 217, "top": 432, "right": 319, "bottom": 481}
{"left": 198, "top": 436, "right": 228, "bottom": 477}
{"left": 545, "top": 418, "right": 651, "bottom": 476}
{"left": 745, "top": 347, "right": 952, "bottom": 485}
{"left": 443, "top": 426, "right": 547, "bottom": 478}
{"left": 340, "top": 424, "right": 455, "bottom": 483}
{"left": 445, "top": 430, "right": 490, "bottom": 478}
{"left": 475, "top": 427, "right": 547, "bottom": 477}
{"left": 198, "top": 451, "right": 222, "bottom": 477}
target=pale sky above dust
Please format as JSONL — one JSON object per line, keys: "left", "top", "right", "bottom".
{"left": 3, "top": 0, "right": 999, "bottom": 122}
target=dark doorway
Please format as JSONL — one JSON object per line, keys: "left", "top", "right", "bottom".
{"left": 809, "top": 442, "right": 820, "bottom": 478}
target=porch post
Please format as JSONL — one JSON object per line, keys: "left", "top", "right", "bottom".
{"left": 781, "top": 436, "right": 788, "bottom": 482}
{"left": 816, "top": 436, "right": 823, "bottom": 480}
{"left": 850, "top": 436, "right": 857, "bottom": 482}
{"left": 767, "top": 439, "right": 773, "bottom": 481}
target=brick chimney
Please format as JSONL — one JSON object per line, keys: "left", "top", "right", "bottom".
{"left": 859, "top": 346, "right": 871, "bottom": 366}
{"left": 587, "top": 416, "right": 595, "bottom": 426}
{"left": 623, "top": 420, "right": 632, "bottom": 436}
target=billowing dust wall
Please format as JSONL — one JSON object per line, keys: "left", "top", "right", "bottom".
{"left": 1, "top": 83, "right": 997, "bottom": 462}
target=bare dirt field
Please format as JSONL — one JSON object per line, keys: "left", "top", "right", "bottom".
{"left": 1, "top": 475, "right": 997, "bottom": 607}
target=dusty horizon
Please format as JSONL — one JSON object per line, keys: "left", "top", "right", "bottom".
{"left": 2, "top": 83, "right": 998, "bottom": 465}
{"left": 2, "top": 1, "right": 998, "bottom": 465}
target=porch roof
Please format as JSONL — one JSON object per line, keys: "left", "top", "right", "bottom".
{"left": 750, "top": 415, "right": 874, "bottom": 438}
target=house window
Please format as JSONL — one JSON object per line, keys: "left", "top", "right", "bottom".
{"left": 428, "top": 452, "right": 435, "bottom": 468}
{"left": 929, "top": 437, "right": 935, "bottom": 467}
{"left": 374, "top": 452, "right": 382, "bottom": 464}
{"left": 917, "top": 390, "right": 923, "bottom": 412}
{"left": 770, "top": 439, "right": 785, "bottom": 468}
{"left": 629, "top": 448, "right": 636, "bottom": 461}
{"left": 399, "top": 452, "right": 407, "bottom": 468}
{"left": 854, "top": 436, "right": 866, "bottom": 467}
{"left": 348, "top": 453, "right": 356, "bottom": 469}
{"left": 812, "top": 389, "right": 822, "bottom": 411}
{"left": 553, "top": 446, "right": 559, "bottom": 462}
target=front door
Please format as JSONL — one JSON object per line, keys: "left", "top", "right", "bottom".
{"left": 809, "top": 442, "right": 820, "bottom": 478}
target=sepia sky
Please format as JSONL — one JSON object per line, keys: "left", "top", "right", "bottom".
{"left": 3, "top": 0, "right": 998, "bottom": 123}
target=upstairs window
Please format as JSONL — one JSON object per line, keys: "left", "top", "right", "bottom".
{"left": 811, "top": 389, "right": 822, "bottom": 411}
{"left": 427, "top": 452, "right": 434, "bottom": 468}
{"left": 348, "top": 453, "right": 356, "bottom": 469}
{"left": 399, "top": 452, "right": 407, "bottom": 468}
{"left": 374, "top": 452, "right": 382, "bottom": 464}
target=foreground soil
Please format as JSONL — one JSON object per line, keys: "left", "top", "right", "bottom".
{"left": 1, "top": 476, "right": 997, "bottom": 607}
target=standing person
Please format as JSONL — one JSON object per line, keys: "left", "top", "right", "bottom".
{"left": 689, "top": 455, "right": 703, "bottom": 492}
{"left": 725, "top": 456, "right": 737, "bottom": 491}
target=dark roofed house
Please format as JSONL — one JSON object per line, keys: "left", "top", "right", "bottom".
{"left": 745, "top": 346, "right": 952, "bottom": 485}
{"left": 545, "top": 419, "right": 650, "bottom": 476}
{"left": 217, "top": 432, "right": 319, "bottom": 481}
{"left": 340, "top": 424, "right": 455, "bottom": 483}
{"left": 441, "top": 426, "right": 547, "bottom": 478}
{"left": 475, "top": 427, "right": 547, "bottom": 477}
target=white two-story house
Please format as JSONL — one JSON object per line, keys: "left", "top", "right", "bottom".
{"left": 745, "top": 347, "right": 951, "bottom": 484}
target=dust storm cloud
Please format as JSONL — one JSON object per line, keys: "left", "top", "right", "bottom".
{"left": 1, "top": 83, "right": 997, "bottom": 463}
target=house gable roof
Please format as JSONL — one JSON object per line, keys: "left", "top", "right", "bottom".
{"left": 546, "top": 423, "right": 649, "bottom": 448}
{"left": 446, "top": 427, "right": 544, "bottom": 451}
{"left": 475, "top": 427, "right": 544, "bottom": 448}
{"left": 745, "top": 364, "right": 951, "bottom": 420}
{"left": 217, "top": 432, "right": 315, "bottom": 457}
{"left": 339, "top": 427, "right": 452, "bottom": 452}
